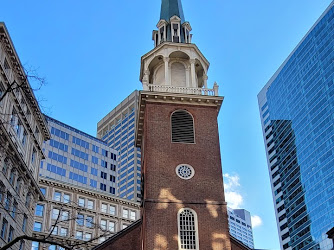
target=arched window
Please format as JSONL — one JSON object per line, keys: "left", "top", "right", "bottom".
{"left": 178, "top": 208, "right": 199, "bottom": 250}
{"left": 171, "top": 110, "right": 195, "bottom": 143}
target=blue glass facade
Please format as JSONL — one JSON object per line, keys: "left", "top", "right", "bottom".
{"left": 258, "top": 3, "right": 334, "bottom": 250}
{"left": 41, "top": 116, "right": 118, "bottom": 195}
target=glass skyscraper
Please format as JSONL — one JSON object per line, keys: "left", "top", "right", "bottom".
{"left": 41, "top": 115, "right": 118, "bottom": 195}
{"left": 258, "top": 2, "right": 334, "bottom": 250}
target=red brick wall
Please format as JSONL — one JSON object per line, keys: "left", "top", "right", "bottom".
{"left": 141, "top": 101, "right": 231, "bottom": 250}
{"left": 231, "top": 237, "right": 251, "bottom": 250}
{"left": 96, "top": 222, "right": 141, "bottom": 250}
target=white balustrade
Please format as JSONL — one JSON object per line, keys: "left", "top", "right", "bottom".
{"left": 146, "top": 84, "right": 218, "bottom": 96}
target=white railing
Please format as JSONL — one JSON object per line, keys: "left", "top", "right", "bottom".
{"left": 144, "top": 84, "right": 218, "bottom": 96}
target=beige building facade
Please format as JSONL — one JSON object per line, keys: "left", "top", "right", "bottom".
{"left": 0, "top": 23, "right": 50, "bottom": 250}
{"left": 33, "top": 178, "right": 140, "bottom": 249}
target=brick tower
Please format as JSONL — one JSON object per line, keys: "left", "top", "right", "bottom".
{"left": 94, "top": 1, "right": 251, "bottom": 249}
{"left": 136, "top": 0, "right": 231, "bottom": 249}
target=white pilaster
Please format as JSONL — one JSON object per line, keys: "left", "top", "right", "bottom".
{"left": 164, "top": 57, "right": 170, "bottom": 86}
{"left": 190, "top": 59, "right": 196, "bottom": 87}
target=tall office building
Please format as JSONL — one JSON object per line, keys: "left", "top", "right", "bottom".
{"left": 258, "top": 2, "right": 334, "bottom": 250}
{"left": 97, "top": 91, "right": 141, "bottom": 202}
{"left": 33, "top": 115, "right": 140, "bottom": 249}
{"left": 227, "top": 207, "right": 254, "bottom": 249}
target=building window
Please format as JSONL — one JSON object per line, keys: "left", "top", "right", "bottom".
{"left": 171, "top": 110, "right": 195, "bottom": 143}
{"left": 109, "top": 205, "right": 116, "bottom": 215}
{"left": 8, "top": 226, "right": 14, "bottom": 242}
{"left": 25, "top": 193, "right": 31, "bottom": 207}
{"left": 53, "top": 191, "right": 61, "bottom": 202}
{"left": 86, "top": 199, "right": 94, "bottom": 209}
{"left": 19, "top": 240, "right": 25, "bottom": 250}
{"left": 22, "top": 215, "right": 27, "bottom": 232}
{"left": 100, "top": 219, "right": 107, "bottom": 230}
{"left": 130, "top": 211, "right": 136, "bottom": 220}
{"left": 51, "top": 226, "right": 58, "bottom": 235}
{"left": 0, "top": 182, "right": 5, "bottom": 202}
{"left": 5, "top": 192, "right": 12, "bottom": 211}
{"left": 76, "top": 214, "right": 84, "bottom": 226}
{"left": 31, "top": 147, "right": 37, "bottom": 164}
{"left": 9, "top": 169, "right": 16, "bottom": 186}
{"left": 32, "top": 241, "right": 39, "bottom": 250}
{"left": 122, "top": 209, "right": 129, "bottom": 218}
{"left": 40, "top": 187, "right": 46, "bottom": 196}
{"left": 60, "top": 227, "right": 68, "bottom": 237}
{"left": 62, "top": 211, "right": 69, "bottom": 221}
{"left": 1, "top": 218, "right": 8, "bottom": 239}
{"left": 35, "top": 204, "right": 44, "bottom": 217}
{"left": 33, "top": 222, "right": 42, "bottom": 232}
{"left": 100, "top": 183, "right": 106, "bottom": 191}
{"left": 108, "top": 221, "right": 115, "bottom": 232}
{"left": 122, "top": 224, "right": 128, "bottom": 230}
{"left": 15, "top": 178, "right": 22, "bottom": 194}
{"left": 178, "top": 208, "right": 199, "bottom": 250}
{"left": 78, "top": 197, "right": 85, "bottom": 207}
{"left": 101, "top": 171, "right": 107, "bottom": 179}
{"left": 63, "top": 194, "right": 70, "bottom": 203}
{"left": 52, "top": 208, "right": 60, "bottom": 220}
{"left": 12, "top": 201, "right": 17, "bottom": 219}
{"left": 85, "top": 232, "right": 92, "bottom": 241}
{"left": 101, "top": 203, "right": 107, "bottom": 213}
{"left": 86, "top": 216, "right": 94, "bottom": 228}
{"left": 75, "top": 231, "right": 83, "bottom": 240}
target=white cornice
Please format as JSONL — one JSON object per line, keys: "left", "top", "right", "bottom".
{"left": 39, "top": 178, "right": 141, "bottom": 208}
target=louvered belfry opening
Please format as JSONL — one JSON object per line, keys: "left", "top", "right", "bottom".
{"left": 171, "top": 110, "right": 195, "bottom": 143}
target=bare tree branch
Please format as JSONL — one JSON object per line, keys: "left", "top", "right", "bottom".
{"left": 0, "top": 235, "right": 71, "bottom": 250}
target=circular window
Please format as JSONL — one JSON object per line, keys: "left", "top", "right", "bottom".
{"left": 176, "top": 164, "right": 195, "bottom": 180}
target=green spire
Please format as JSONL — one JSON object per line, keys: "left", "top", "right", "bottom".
{"left": 160, "top": 0, "right": 185, "bottom": 23}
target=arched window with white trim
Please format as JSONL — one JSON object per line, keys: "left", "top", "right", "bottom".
{"left": 178, "top": 208, "right": 199, "bottom": 250}
{"left": 171, "top": 110, "right": 195, "bottom": 143}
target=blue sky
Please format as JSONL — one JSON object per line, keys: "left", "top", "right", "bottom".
{"left": 1, "top": 0, "right": 332, "bottom": 249}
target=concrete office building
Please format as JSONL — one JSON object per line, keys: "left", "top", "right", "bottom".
{"left": 0, "top": 23, "right": 50, "bottom": 250}
{"left": 97, "top": 91, "right": 141, "bottom": 202}
{"left": 227, "top": 207, "right": 254, "bottom": 249}
{"left": 258, "top": 2, "right": 334, "bottom": 249}
{"left": 32, "top": 178, "right": 140, "bottom": 249}
{"left": 33, "top": 115, "right": 140, "bottom": 249}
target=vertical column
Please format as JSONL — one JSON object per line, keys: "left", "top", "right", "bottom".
{"left": 164, "top": 57, "right": 170, "bottom": 86}
{"left": 186, "top": 66, "right": 190, "bottom": 87}
{"left": 190, "top": 59, "right": 196, "bottom": 87}
{"left": 142, "top": 70, "right": 150, "bottom": 90}
{"left": 203, "top": 74, "right": 208, "bottom": 89}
